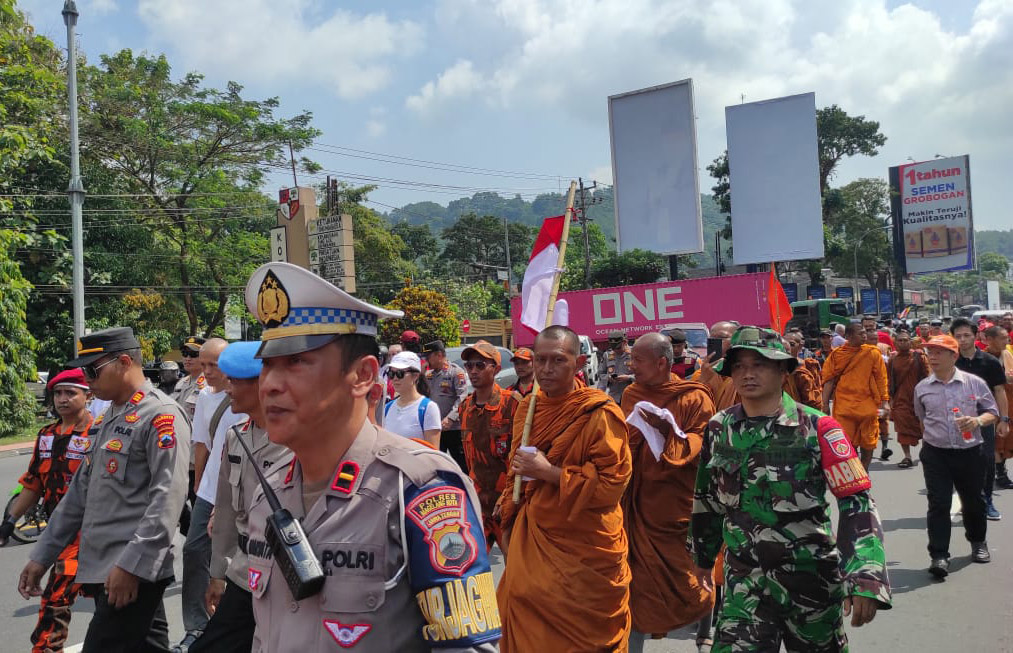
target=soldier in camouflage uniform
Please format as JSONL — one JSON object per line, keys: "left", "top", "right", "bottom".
{"left": 690, "top": 326, "right": 891, "bottom": 652}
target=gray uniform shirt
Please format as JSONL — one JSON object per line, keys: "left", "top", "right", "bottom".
{"left": 210, "top": 420, "right": 292, "bottom": 588}
{"left": 245, "top": 421, "right": 500, "bottom": 653}
{"left": 425, "top": 362, "right": 468, "bottom": 429}
{"left": 597, "top": 348, "right": 633, "bottom": 404}
{"left": 172, "top": 373, "right": 205, "bottom": 421}
{"left": 31, "top": 381, "right": 191, "bottom": 584}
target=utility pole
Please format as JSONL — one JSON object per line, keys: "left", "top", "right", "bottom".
{"left": 576, "top": 177, "right": 601, "bottom": 288}
{"left": 63, "top": 0, "right": 85, "bottom": 353}
{"left": 504, "top": 215, "right": 512, "bottom": 293}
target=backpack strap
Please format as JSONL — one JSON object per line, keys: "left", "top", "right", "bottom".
{"left": 417, "top": 397, "right": 431, "bottom": 431}
{"left": 384, "top": 399, "right": 395, "bottom": 418}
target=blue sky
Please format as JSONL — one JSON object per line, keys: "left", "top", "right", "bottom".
{"left": 20, "top": 0, "right": 1012, "bottom": 230}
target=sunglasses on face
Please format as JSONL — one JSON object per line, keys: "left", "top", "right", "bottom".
{"left": 390, "top": 369, "right": 417, "bottom": 379}
{"left": 181, "top": 350, "right": 199, "bottom": 358}
{"left": 83, "top": 357, "right": 118, "bottom": 380}
{"left": 463, "top": 360, "right": 491, "bottom": 371}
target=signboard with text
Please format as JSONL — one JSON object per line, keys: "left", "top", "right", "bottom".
{"left": 307, "top": 213, "right": 356, "bottom": 293}
{"left": 510, "top": 273, "right": 771, "bottom": 346}
{"left": 878, "top": 289, "right": 894, "bottom": 314}
{"left": 890, "top": 155, "right": 973, "bottom": 274}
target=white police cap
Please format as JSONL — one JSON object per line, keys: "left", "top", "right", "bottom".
{"left": 245, "top": 262, "right": 403, "bottom": 358}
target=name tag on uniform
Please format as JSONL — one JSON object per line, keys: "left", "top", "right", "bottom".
{"left": 38, "top": 435, "right": 54, "bottom": 459}
{"left": 67, "top": 436, "right": 90, "bottom": 460}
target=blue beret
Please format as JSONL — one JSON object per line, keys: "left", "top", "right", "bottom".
{"left": 218, "top": 341, "right": 263, "bottom": 379}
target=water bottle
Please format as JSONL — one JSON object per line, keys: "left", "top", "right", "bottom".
{"left": 952, "top": 407, "right": 974, "bottom": 441}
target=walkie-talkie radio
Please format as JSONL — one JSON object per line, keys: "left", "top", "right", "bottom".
{"left": 235, "top": 434, "right": 325, "bottom": 600}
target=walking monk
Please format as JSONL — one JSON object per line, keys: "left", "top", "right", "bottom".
{"left": 622, "top": 333, "right": 716, "bottom": 652}
{"left": 694, "top": 321, "right": 740, "bottom": 411}
{"left": 822, "top": 322, "right": 889, "bottom": 470}
{"left": 496, "top": 325, "right": 632, "bottom": 652}
{"left": 888, "top": 329, "right": 929, "bottom": 468}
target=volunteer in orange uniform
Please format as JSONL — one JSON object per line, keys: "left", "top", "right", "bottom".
{"left": 497, "top": 325, "right": 632, "bottom": 652}
{"left": 822, "top": 322, "right": 889, "bottom": 469}
{"left": 621, "top": 333, "right": 716, "bottom": 651}
{"left": 459, "top": 341, "right": 517, "bottom": 554}
{"left": 509, "top": 347, "right": 534, "bottom": 401}
{"left": 2, "top": 369, "right": 93, "bottom": 653}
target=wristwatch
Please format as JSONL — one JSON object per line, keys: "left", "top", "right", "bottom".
{"left": 1001, "top": 416, "right": 1010, "bottom": 423}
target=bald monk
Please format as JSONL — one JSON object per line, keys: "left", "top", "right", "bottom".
{"left": 782, "top": 336, "right": 822, "bottom": 410}
{"left": 822, "top": 322, "right": 889, "bottom": 470}
{"left": 622, "top": 333, "right": 716, "bottom": 652}
{"left": 887, "top": 329, "right": 928, "bottom": 468}
{"left": 496, "top": 325, "right": 632, "bottom": 652}
{"left": 694, "top": 321, "right": 740, "bottom": 411}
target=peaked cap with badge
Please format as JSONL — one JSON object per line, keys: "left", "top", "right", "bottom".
{"left": 245, "top": 262, "right": 403, "bottom": 358}
{"left": 67, "top": 327, "right": 141, "bottom": 367}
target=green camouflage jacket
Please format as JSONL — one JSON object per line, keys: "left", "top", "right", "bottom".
{"left": 690, "top": 393, "right": 892, "bottom": 608}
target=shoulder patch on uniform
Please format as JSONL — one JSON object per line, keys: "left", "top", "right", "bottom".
{"left": 196, "top": 375, "right": 206, "bottom": 388}
{"left": 323, "top": 620, "right": 371, "bottom": 648}
{"left": 124, "top": 412, "right": 140, "bottom": 423}
{"left": 823, "top": 428, "right": 851, "bottom": 459}
{"left": 816, "top": 416, "right": 871, "bottom": 498}
{"left": 93, "top": 414, "right": 104, "bottom": 426}
{"left": 129, "top": 390, "right": 145, "bottom": 404}
{"left": 157, "top": 432, "right": 176, "bottom": 449}
{"left": 248, "top": 567, "right": 262, "bottom": 591}
{"left": 406, "top": 485, "right": 478, "bottom": 577}
{"left": 69, "top": 435, "right": 90, "bottom": 452}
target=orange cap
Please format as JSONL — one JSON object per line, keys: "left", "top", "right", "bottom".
{"left": 462, "top": 340, "right": 501, "bottom": 365}
{"left": 924, "top": 334, "right": 959, "bottom": 354}
{"left": 510, "top": 347, "right": 533, "bottom": 362}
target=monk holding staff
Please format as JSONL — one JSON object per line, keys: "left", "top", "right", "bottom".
{"left": 496, "top": 325, "right": 632, "bottom": 652}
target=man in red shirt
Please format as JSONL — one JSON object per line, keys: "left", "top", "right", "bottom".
{"left": 460, "top": 341, "right": 517, "bottom": 557}
{"left": 1, "top": 369, "right": 93, "bottom": 652}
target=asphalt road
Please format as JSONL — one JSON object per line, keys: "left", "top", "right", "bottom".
{"left": 0, "top": 444, "right": 1010, "bottom": 652}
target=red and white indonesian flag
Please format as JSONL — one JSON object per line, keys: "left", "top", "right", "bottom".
{"left": 521, "top": 215, "right": 567, "bottom": 332}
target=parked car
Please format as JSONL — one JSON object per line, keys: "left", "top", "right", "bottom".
{"left": 578, "top": 335, "right": 600, "bottom": 387}
{"left": 445, "top": 345, "right": 518, "bottom": 393}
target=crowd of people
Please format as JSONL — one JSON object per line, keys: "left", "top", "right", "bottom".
{"left": 3, "top": 259, "right": 1010, "bottom": 652}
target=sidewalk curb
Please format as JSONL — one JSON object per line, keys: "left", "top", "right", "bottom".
{"left": 0, "top": 445, "right": 33, "bottom": 459}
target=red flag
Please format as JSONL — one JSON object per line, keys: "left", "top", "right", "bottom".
{"left": 768, "top": 265, "right": 793, "bottom": 334}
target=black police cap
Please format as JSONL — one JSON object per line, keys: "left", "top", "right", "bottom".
{"left": 68, "top": 327, "right": 141, "bottom": 367}
{"left": 422, "top": 340, "right": 446, "bottom": 354}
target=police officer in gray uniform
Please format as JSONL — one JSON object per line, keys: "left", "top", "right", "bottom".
{"left": 598, "top": 329, "right": 634, "bottom": 404}
{"left": 423, "top": 340, "right": 470, "bottom": 472}
{"left": 19, "top": 327, "right": 191, "bottom": 652}
{"left": 193, "top": 341, "right": 291, "bottom": 653}
{"left": 242, "top": 262, "right": 500, "bottom": 652}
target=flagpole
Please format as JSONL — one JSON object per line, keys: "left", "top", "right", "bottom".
{"left": 513, "top": 181, "right": 578, "bottom": 502}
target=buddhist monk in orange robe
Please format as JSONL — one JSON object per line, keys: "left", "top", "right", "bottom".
{"left": 783, "top": 363, "right": 823, "bottom": 410}
{"left": 497, "top": 325, "right": 632, "bottom": 652}
{"left": 887, "top": 329, "right": 929, "bottom": 467}
{"left": 693, "top": 321, "right": 741, "bottom": 411}
{"left": 621, "top": 333, "right": 716, "bottom": 650}
{"left": 821, "top": 322, "right": 889, "bottom": 469}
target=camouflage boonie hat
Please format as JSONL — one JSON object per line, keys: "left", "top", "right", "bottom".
{"left": 715, "top": 326, "right": 798, "bottom": 376}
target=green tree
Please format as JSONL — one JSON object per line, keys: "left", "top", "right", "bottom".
{"left": 444, "top": 280, "right": 508, "bottom": 320}
{"left": 823, "top": 178, "right": 892, "bottom": 287}
{"left": 979, "top": 251, "right": 1009, "bottom": 279}
{"left": 391, "top": 222, "right": 439, "bottom": 262}
{"left": 77, "top": 49, "right": 320, "bottom": 335}
{"left": 439, "top": 213, "right": 535, "bottom": 281}
{"left": 379, "top": 285, "right": 460, "bottom": 346}
{"left": 589, "top": 249, "right": 666, "bottom": 288}
{"left": 560, "top": 221, "right": 610, "bottom": 291}
{"left": 0, "top": 230, "right": 37, "bottom": 437}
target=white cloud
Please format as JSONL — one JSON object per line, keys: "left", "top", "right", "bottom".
{"left": 414, "top": 0, "right": 1013, "bottom": 227}
{"left": 136, "top": 0, "right": 423, "bottom": 99}
{"left": 366, "top": 120, "right": 387, "bottom": 137}
{"left": 406, "top": 59, "right": 484, "bottom": 113}
{"left": 89, "top": 0, "right": 117, "bottom": 14}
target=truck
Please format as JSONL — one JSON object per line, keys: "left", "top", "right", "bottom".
{"left": 510, "top": 272, "right": 774, "bottom": 348}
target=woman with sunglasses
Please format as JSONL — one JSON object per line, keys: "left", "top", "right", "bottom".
{"left": 383, "top": 352, "right": 442, "bottom": 447}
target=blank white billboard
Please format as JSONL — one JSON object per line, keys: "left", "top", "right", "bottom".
{"left": 609, "top": 79, "right": 703, "bottom": 255}
{"left": 726, "top": 92, "right": 823, "bottom": 265}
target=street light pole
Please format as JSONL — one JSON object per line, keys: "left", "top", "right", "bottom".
{"left": 853, "top": 224, "right": 890, "bottom": 314}
{"left": 63, "top": 0, "right": 86, "bottom": 353}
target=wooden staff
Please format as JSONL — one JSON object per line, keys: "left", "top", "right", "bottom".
{"left": 513, "top": 180, "right": 578, "bottom": 501}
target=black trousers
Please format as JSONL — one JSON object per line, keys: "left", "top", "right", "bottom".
{"left": 81, "top": 577, "right": 172, "bottom": 653}
{"left": 189, "top": 580, "right": 254, "bottom": 653}
{"left": 441, "top": 429, "right": 469, "bottom": 474}
{"left": 920, "top": 443, "right": 987, "bottom": 559}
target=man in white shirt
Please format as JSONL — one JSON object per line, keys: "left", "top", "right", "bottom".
{"left": 175, "top": 339, "right": 246, "bottom": 652}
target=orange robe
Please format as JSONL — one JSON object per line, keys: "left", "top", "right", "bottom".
{"left": 692, "top": 365, "right": 739, "bottom": 411}
{"left": 498, "top": 386, "right": 632, "bottom": 652}
{"left": 620, "top": 377, "right": 716, "bottom": 634}
{"left": 783, "top": 364, "right": 822, "bottom": 410}
{"left": 888, "top": 350, "right": 928, "bottom": 441}
{"left": 821, "top": 344, "right": 888, "bottom": 417}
